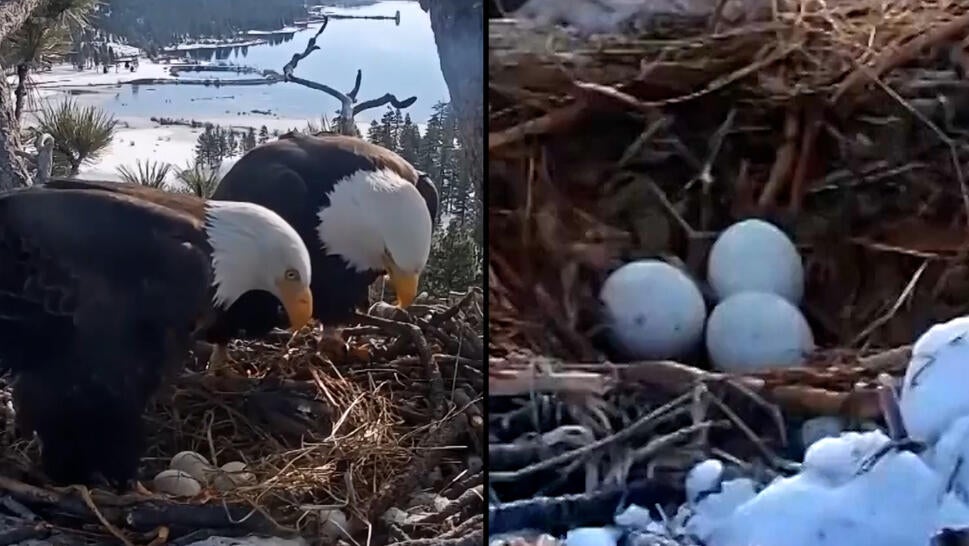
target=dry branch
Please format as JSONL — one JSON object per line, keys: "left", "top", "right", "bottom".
{"left": 278, "top": 16, "right": 418, "bottom": 135}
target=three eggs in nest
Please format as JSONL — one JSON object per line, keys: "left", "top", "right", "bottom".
{"left": 600, "top": 218, "right": 814, "bottom": 372}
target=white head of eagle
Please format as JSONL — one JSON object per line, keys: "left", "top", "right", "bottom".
{"left": 204, "top": 200, "right": 313, "bottom": 329}
{"left": 315, "top": 168, "right": 432, "bottom": 306}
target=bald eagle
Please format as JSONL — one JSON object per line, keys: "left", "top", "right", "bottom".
{"left": 2, "top": 182, "right": 312, "bottom": 487}
{"left": 201, "top": 133, "right": 439, "bottom": 370}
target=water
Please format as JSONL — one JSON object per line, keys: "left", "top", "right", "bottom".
{"left": 80, "top": 1, "right": 450, "bottom": 125}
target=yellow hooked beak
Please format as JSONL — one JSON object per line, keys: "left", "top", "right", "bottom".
{"left": 275, "top": 278, "right": 313, "bottom": 331}
{"left": 383, "top": 255, "right": 419, "bottom": 308}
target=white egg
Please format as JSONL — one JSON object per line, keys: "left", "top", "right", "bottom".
{"left": 152, "top": 469, "right": 202, "bottom": 497}
{"left": 212, "top": 461, "right": 256, "bottom": 491}
{"left": 169, "top": 451, "right": 213, "bottom": 483}
{"left": 705, "top": 292, "right": 814, "bottom": 372}
{"left": 708, "top": 219, "right": 804, "bottom": 304}
{"left": 599, "top": 260, "right": 707, "bottom": 360}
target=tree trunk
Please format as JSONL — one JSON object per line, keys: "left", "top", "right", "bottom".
{"left": 420, "top": 0, "right": 483, "bottom": 199}
{"left": 0, "top": 0, "right": 49, "bottom": 190}
{"left": 0, "top": 74, "right": 31, "bottom": 189}
{"left": 14, "top": 63, "right": 28, "bottom": 121}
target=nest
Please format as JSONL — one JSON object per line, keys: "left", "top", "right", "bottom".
{"left": 489, "top": 0, "right": 969, "bottom": 536}
{"left": 0, "top": 290, "right": 484, "bottom": 546}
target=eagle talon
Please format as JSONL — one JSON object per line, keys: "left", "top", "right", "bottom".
{"left": 134, "top": 481, "right": 155, "bottom": 497}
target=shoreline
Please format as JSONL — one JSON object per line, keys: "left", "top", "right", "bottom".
{"left": 19, "top": 61, "right": 341, "bottom": 181}
{"left": 20, "top": 0, "right": 435, "bottom": 182}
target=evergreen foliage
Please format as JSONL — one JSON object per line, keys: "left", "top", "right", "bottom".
{"left": 91, "top": 0, "right": 311, "bottom": 50}
{"left": 32, "top": 99, "right": 117, "bottom": 176}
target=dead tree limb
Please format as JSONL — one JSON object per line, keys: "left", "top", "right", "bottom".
{"left": 278, "top": 16, "right": 418, "bottom": 136}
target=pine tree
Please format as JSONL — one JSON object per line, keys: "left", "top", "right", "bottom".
{"left": 421, "top": 220, "right": 482, "bottom": 297}
{"left": 391, "top": 109, "right": 403, "bottom": 148}
{"left": 226, "top": 129, "right": 238, "bottom": 156}
{"left": 243, "top": 127, "right": 257, "bottom": 151}
{"left": 370, "top": 110, "right": 396, "bottom": 151}
{"left": 258, "top": 125, "right": 270, "bottom": 144}
{"left": 194, "top": 126, "right": 213, "bottom": 167}
{"left": 398, "top": 114, "right": 421, "bottom": 166}
{"left": 406, "top": 100, "right": 483, "bottom": 296}
{"left": 366, "top": 120, "right": 383, "bottom": 147}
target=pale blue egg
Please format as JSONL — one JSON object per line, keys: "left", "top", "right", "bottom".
{"left": 600, "top": 260, "right": 706, "bottom": 360}
{"left": 708, "top": 219, "right": 804, "bottom": 304}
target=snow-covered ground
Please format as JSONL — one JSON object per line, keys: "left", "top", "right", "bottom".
{"left": 76, "top": 124, "right": 200, "bottom": 180}
{"left": 19, "top": 56, "right": 341, "bottom": 181}
{"left": 17, "top": 59, "right": 176, "bottom": 89}
{"left": 162, "top": 39, "right": 266, "bottom": 52}
{"left": 245, "top": 27, "right": 300, "bottom": 36}
{"left": 72, "top": 115, "right": 343, "bottom": 181}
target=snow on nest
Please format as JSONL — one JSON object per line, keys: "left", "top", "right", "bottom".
{"left": 901, "top": 316, "right": 969, "bottom": 443}
{"left": 543, "top": 314, "right": 969, "bottom": 546}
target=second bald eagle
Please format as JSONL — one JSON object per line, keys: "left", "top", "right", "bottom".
{"left": 204, "top": 133, "right": 439, "bottom": 367}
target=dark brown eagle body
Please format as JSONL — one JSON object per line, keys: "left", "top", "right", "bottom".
{"left": 0, "top": 185, "right": 213, "bottom": 486}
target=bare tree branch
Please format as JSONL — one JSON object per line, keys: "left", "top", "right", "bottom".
{"left": 285, "top": 74, "right": 345, "bottom": 103}
{"left": 348, "top": 69, "right": 362, "bottom": 100}
{"left": 281, "top": 16, "right": 329, "bottom": 79}
{"left": 353, "top": 94, "right": 418, "bottom": 116}
{"left": 277, "top": 14, "right": 418, "bottom": 135}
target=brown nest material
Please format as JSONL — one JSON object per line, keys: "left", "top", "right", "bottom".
{"left": 0, "top": 290, "right": 484, "bottom": 546}
{"left": 490, "top": 0, "right": 969, "bottom": 417}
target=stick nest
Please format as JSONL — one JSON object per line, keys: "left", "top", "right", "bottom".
{"left": 0, "top": 290, "right": 484, "bottom": 546}
{"left": 491, "top": 0, "right": 969, "bottom": 409}
{"left": 490, "top": 0, "right": 969, "bottom": 529}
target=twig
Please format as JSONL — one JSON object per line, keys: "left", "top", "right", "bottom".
{"left": 788, "top": 102, "right": 823, "bottom": 214}
{"left": 365, "top": 416, "right": 466, "bottom": 530}
{"left": 702, "top": 390, "right": 794, "bottom": 472}
{"left": 437, "top": 513, "right": 483, "bottom": 539}
{"left": 758, "top": 106, "right": 800, "bottom": 211}
{"left": 489, "top": 391, "right": 693, "bottom": 482}
{"left": 386, "top": 530, "right": 482, "bottom": 546}
{"left": 833, "top": 9, "right": 969, "bottom": 107}
{"left": 850, "top": 260, "right": 929, "bottom": 347}
{"left": 354, "top": 312, "right": 444, "bottom": 416}
{"left": 74, "top": 485, "right": 134, "bottom": 546}
{"left": 489, "top": 478, "right": 679, "bottom": 536}
{"left": 489, "top": 102, "right": 586, "bottom": 150}
{"left": 410, "top": 485, "right": 482, "bottom": 526}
